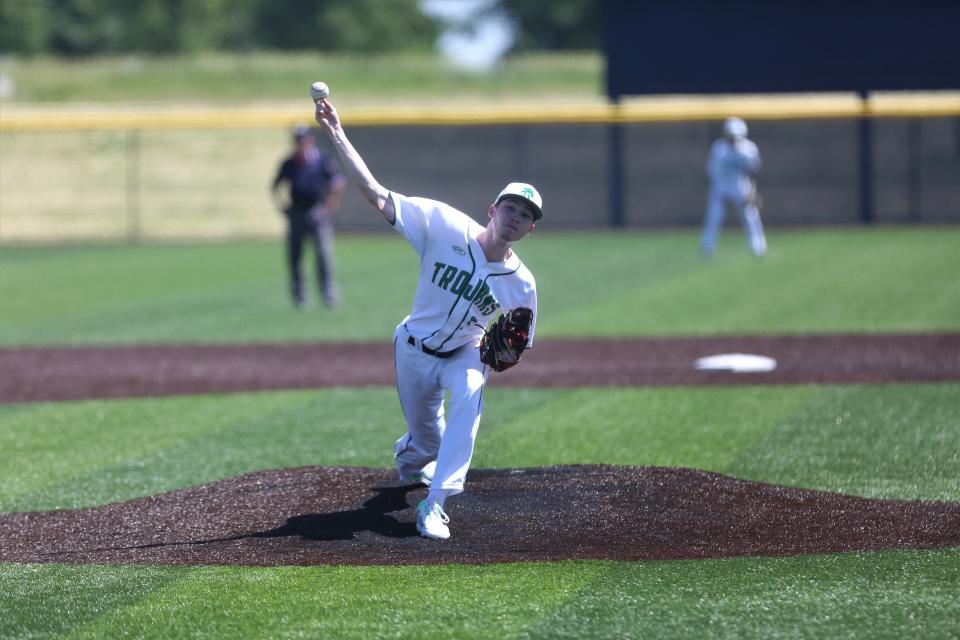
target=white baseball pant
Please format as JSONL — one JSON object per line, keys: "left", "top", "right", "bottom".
{"left": 392, "top": 325, "right": 488, "bottom": 499}
{"left": 701, "top": 189, "right": 767, "bottom": 257}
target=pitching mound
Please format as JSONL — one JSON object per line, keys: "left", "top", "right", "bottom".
{"left": 2, "top": 465, "right": 957, "bottom": 566}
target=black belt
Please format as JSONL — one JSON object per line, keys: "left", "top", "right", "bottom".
{"left": 408, "top": 336, "right": 459, "bottom": 359}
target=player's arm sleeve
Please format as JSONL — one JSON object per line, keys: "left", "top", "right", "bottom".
{"left": 389, "top": 192, "right": 431, "bottom": 256}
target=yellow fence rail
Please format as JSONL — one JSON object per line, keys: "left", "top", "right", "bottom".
{"left": 3, "top": 92, "right": 959, "bottom": 132}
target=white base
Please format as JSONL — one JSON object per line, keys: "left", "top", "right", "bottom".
{"left": 694, "top": 353, "right": 777, "bottom": 373}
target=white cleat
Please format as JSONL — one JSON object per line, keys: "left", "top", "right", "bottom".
{"left": 416, "top": 500, "right": 450, "bottom": 540}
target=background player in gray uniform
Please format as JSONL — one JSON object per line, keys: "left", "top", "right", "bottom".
{"left": 272, "top": 125, "right": 346, "bottom": 309}
{"left": 700, "top": 116, "right": 767, "bottom": 257}
{"left": 314, "top": 96, "right": 540, "bottom": 541}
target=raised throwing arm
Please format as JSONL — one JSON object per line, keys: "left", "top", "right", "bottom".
{"left": 315, "top": 99, "right": 396, "bottom": 225}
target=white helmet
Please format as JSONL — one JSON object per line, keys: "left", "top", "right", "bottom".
{"left": 723, "top": 117, "right": 748, "bottom": 138}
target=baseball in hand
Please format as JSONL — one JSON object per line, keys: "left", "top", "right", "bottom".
{"left": 310, "top": 81, "right": 329, "bottom": 102}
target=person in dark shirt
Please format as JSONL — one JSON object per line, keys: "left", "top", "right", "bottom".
{"left": 272, "top": 124, "right": 347, "bottom": 309}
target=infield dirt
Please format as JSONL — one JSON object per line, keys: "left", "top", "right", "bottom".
{"left": 2, "top": 333, "right": 958, "bottom": 403}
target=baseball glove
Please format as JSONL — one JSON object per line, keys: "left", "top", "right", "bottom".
{"left": 479, "top": 306, "right": 533, "bottom": 372}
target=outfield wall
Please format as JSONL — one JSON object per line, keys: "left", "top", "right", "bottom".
{"left": 1, "top": 96, "right": 958, "bottom": 243}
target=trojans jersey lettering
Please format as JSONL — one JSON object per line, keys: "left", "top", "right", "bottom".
{"left": 389, "top": 192, "right": 538, "bottom": 353}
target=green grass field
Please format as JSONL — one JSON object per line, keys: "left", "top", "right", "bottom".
{"left": 0, "top": 52, "right": 605, "bottom": 105}
{"left": 2, "top": 228, "right": 959, "bottom": 639}
{"left": 2, "top": 227, "right": 958, "bottom": 345}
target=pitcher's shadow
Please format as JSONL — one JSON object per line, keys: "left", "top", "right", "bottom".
{"left": 253, "top": 483, "right": 420, "bottom": 541}
{"left": 41, "top": 482, "right": 424, "bottom": 558}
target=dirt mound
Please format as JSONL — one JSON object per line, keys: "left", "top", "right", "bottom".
{"left": 2, "top": 465, "right": 957, "bottom": 566}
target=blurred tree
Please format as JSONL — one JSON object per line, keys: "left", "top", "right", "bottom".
{"left": 118, "top": 0, "right": 234, "bottom": 53}
{"left": 218, "top": 0, "right": 261, "bottom": 51}
{"left": 45, "top": 0, "right": 234, "bottom": 54}
{"left": 47, "top": 0, "right": 127, "bottom": 55}
{"left": 253, "top": 0, "right": 440, "bottom": 52}
{"left": 0, "top": 0, "right": 50, "bottom": 54}
{"left": 496, "top": 0, "right": 599, "bottom": 51}
{"left": 2, "top": 0, "right": 442, "bottom": 55}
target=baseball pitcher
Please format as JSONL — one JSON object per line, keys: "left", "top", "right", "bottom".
{"left": 315, "top": 96, "right": 540, "bottom": 540}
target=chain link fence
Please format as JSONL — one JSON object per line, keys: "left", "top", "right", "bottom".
{"left": 2, "top": 109, "right": 958, "bottom": 244}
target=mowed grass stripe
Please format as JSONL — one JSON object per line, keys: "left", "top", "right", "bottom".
{"left": 38, "top": 563, "right": 603, "bottom": 640}
{"left": 3, "top": 383, "right": 958, "bottom": 513}
{"left": 481, "top": 384, "right": 960, "bottom": 500}
{"left": 536, "top": 550, "right": 960, "bottom": 640}
{"left": 3, "top": 550, "right": 959, "bottom": 639}
{"left": 0, "top": 389, "right": 401, "bottom": 512}
{"left": 549, "top": 228, "right": 960, "bottom": 336}
{"left": 475, "top": 386, "right": 815, "bottom": 471}
{"left": 2, "top": 228, "right": 959, "bottom": 346}
{"left": 730, "top": 383, "right": 960, "bottom": 500}
{"left": 0, "top": 563, "right": 191, "bottom": 639}
{"left": 0, "top": 393, "right": 300, "bottom": 510}
{"left": 0, "top": 240, "right": 411, "bottom": 345}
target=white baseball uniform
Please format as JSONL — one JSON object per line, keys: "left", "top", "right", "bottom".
{"left": 700, "top": 136, "right": 767, "bottom": 257}
{"left": 388, "top": 191, "right": 537, "bottom": 501}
